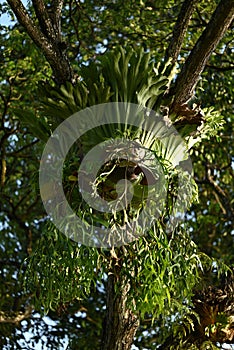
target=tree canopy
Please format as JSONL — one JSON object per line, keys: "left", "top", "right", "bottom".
{"left": 0, "top": 0, "right": 233, "bottom": 349}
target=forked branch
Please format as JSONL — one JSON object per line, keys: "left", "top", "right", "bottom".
{"left": 7, "top": 0, "right": 74, "bottom": 84}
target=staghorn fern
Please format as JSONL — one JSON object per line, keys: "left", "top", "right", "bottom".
{"left": 23, "top": 46, "right": 202, "bottom": 331}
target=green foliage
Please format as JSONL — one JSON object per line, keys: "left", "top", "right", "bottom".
{"left": 36, "top": 47, "right": 200, "bottom": 251}
{"left": 24, "top": 222, "right": 202, "bottom": 328}
{"left": 185, "top": 107, "right": 225, "bottom": 150}
{"left": 39, "top": 47, "right": 168, "bottom": 130}
{"left": 24, "top": 228, "right": 106, "bottom": 314}
{"left": 18, "top": 47, "right": 199, "bottom": 328}
{"left": 0, "top": 19, "right": 52, "bottom": 350}
{"left": 1, "top": 1, "right": 233, "bottom": 349}
{"left": 125, "top": 226, "right": 200, "bottom": 318}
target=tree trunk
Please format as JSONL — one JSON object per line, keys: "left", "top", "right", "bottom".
{"left": 172, "top": 0, "right": 234, "bottom": 107}
{"left": 101, "top": 264, "right": 139, "bottom": 350}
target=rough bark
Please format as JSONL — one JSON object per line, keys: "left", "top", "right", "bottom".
{"left": 6, "top": 0, "right": 74, "bottom": 85}
{"left": 101, "top": 263, "right": 139, "bottom": 350}
{"left": 164, "top": 0, "right": 199, "bottom": 66}
{"left": 172, "top": 0, "right": 234, "bottom": 108}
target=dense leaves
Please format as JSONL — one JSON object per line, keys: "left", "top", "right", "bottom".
{"left": 0, "top": 0, "right": 233, "bottom": 349}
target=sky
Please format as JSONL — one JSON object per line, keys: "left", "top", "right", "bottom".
{"left": 0, "top": 0, "right": 27, "bottom": 26}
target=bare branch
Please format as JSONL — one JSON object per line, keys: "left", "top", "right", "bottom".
{"left": 172, "top": 0, "right": 234, "bottom": 107}
{"left": 0, "top": 307, "right": 33, "bottom": 324}
{"left": 32, "top": 0, "right": 64, "bottom": 42}
{"left": 32, "top": 0, "right": 57, "bottom": 40}
{"left": 7, "top": 0, "right": 50, "bottom": 53}
{"left": 6, "top": 0, "right": 74, "bottom": 84}
{"left": 206, "top": 64, "right": 234, "bottom": 71}
{"left": 164, "top": 0, "right": 199, "bottom": 66}
{"left": 49, "top": 0, "right": 64, "bottom": 36}
{"left": 6, "top": 139, "right": 39, "bottom": 156}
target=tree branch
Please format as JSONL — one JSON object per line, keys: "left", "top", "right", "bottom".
{"left": 49, "top": 0, "right": 64, "bottom": 36}
{"left": 172, "top": 0, "right": 234, "bottom": 107}
{"left": 6, "top": 0, "right": 74, "bottom": 84}
{"left": 164, "top": 0, "right": 199, "bottom": 66}
{"left": 32, "top": 0, "right": 57, "bottom": 40}
{"left": 206, "top": 64, "right": 234, "bottom": 72}
{"left": 0, "top": 307, "right": 33, "bottom": 324}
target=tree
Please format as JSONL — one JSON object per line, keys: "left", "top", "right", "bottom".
{"left": 0, "top": 0, "right": 233, "bottom": 349}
